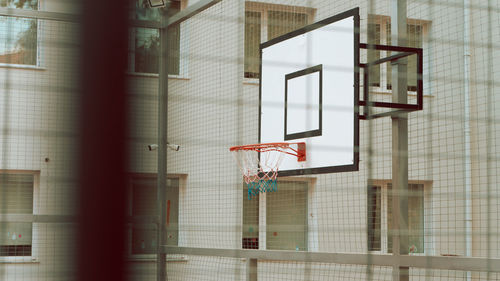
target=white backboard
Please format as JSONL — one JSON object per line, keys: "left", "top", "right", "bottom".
{"left": 259, "top": 8, "right": 360, "bottom": 176}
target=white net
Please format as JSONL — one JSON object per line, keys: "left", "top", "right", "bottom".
{"left": 231, "top": 144, "right": 289, "bottom": 199}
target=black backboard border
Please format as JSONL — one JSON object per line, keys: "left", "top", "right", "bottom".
{"left": 284, "top": 64, "right": 323, "bottom": 141}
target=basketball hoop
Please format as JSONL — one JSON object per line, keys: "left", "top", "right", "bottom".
{"left": 230, "top": 142, "right": 306, "bottom": 200}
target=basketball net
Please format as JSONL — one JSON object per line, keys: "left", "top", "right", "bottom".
{"left": 230, "top": 143, "right": 305, "bottom": 200}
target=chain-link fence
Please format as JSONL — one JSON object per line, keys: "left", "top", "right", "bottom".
{"left": 0, "top": 0, "right": 499, "bottom": 280}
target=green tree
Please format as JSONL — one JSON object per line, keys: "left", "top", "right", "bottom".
{"left": 1, "top": 0, "right": 37, "bottom": 10}
{"left": 15, "top": 18, "right": 37, "bottom": 65}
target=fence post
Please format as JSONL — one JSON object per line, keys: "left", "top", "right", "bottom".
{"left": 246, "top": 258, "right": 257, "bottom": 281}
{"left": 391, "top": 0, "right": 409, "bottom": 280}
{"left": 157, "top": 6, "right": 170, "bottom": 281}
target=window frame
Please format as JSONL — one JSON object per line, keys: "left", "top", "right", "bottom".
{"left": 0, "top": 0, "right": 42, "bottom": 68}
{"left": 127, "top": 0, "right": 188, "bottom": 78}
{"left": 244, "top": 1, "right": 316, "bottom": 80}
{"left": 367, "top": 179, "right": 432, "bottom": 255}
{"left": 125, "top": 173, "right": 185, "bottom": 260}
{"left": 0, "top": 170, "right": 40, "bottom": 262}
{"left": 242, "top": 176, "right": 316, "bottom": 251}
{"left": 366, "top": 15, "right": 430, "bottom": 95}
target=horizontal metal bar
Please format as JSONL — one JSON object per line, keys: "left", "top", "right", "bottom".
{"left": 0, "top": 214, "right": 176, "bottom": 225}
{"left": 162, "top": 246, "right": 500, "bottom": 273}
{"left": 360, "top": 43, "right": 422, "bottom": 53}
{"left": 34, "top": 215, "right": 76, "bottom": 223}
{"left": 163, "top": 246, "right": 393, "bottom": 266}
{"left": 0, "top": 8, "right": 159, "bottom": 29}
{"left": 399, "top": 255, "right": 500, "bottom": 272}
{"left": 360, "top": 109, "right": 413, "bottom": 120}
{"left": 0, "top": 214, "right": 77, "bottom": 223}
{"left": 365, "top": 52, "right": 413, "bottom": 67}
{"left": 359, "top": 101, "right": 419, "bottom": 109}
{"left": 0, "top": 7, "right": 78, "bottom": 22}
{"left": 0, "top": 214, "right": 172, "bottom": 224}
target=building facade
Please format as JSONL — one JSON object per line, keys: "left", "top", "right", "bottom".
{"left": 1, "top": 0, "right": 499, "bottom": 280}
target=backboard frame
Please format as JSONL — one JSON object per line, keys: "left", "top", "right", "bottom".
{"left": 258, "top": 7, "right": 360, "bottom": 177}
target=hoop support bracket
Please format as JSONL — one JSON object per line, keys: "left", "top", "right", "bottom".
{"left": 359, "top": 43, "right": 423, "bottom": 120}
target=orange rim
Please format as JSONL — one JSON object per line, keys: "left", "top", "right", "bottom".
{"left": 230, "top": 142, "right": 306, "bottom": 161}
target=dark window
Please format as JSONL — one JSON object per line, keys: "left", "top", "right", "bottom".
{"left": 367, "top": 185, "right": 381, "bottom": 251}
{"left": 132, "top": 0, "right": 181, "bottom": 74}
{"left": 242, "top": 180, "right": 309, "bottom": 251}
{"left": 0, "top": 173, "right": 34, "bottom": 257}
{"left": 386, "top": 23, "right": 423, "bottom": 91}
{"left": 267, "top": 11, "right": 308, "bottom": 41}
{"left": 367, "top": 23, "right": 381, "bottom": 87}
{"left": 244, "top": 5, "right": 311, "bottom": 78}
{"left": 387, "top": 183, "right": 424, "bottom": 253}
{"left": 367, "top": 182, "right": 424, "bottom": 254}
{"left": 266, "top": 181, "right": 308, "bottom": 251}
{"left": 131, "top": 177, "right": 179, "bottom": 254}
{"left": 244, "top": 11, "right": 261, "bottom": 79}
{"left": 242, "top": 186, "right": 259, "bottom": 249}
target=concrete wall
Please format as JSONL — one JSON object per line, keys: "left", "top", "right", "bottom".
{"left": 0, "top": 10, "right": 79, "bottom": 281}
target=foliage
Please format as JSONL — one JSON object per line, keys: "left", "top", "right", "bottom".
{"left": 15, "top": 19, "right": 36, "bottom": 63}
{"left": 0, "top": 0, "right": 37, "bottom": 10}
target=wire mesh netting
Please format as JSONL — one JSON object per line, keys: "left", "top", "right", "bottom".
{"left": 0, "top": 0, "right": 499, "bottom": 280}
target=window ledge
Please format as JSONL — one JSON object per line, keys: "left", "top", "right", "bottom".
{"left": 0, "top": 63, "right": 46, "bottom": 71}
{"left": 126, "top": 255, "right": 188, "bottom": 263}
{"left": 0, "top": 256, "right": 39, "bottom": 264}
{"left": 367, "top": 251, "right": 426, "bottom": 255}
{"left": 368, "top": 89, "right": 433, "bottom": 97}
{"left": 243, "top": 78, "right": 259, "bottom": 85}
{"left": 126, "top": 72, "right": 189, "bottom": 80}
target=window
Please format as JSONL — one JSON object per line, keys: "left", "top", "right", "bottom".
{"left": 128, "top": 175, "right": 180, "bottom": 255}
{"left": 266, "top": 181, "right": 308, "bottom": 251}
{"left": 367, "top": 17, "right": 429, "bottom": 91}
{"left": 130, "top": 0, "right": 184, "bottom": 75}
{"left": 367, "top": 181, "right": 427, "bottom": 254}
{"left": 0, "top": 173, "right": 35, "bottom": 257}
{"left": 242, "top": 179, "right": 309, "bottom": 251}
{"left": 242, "top": 187, "right": 259, "bottom": 249}
{"left": 0, "top": 0, "right": 39, "bottom": 66}
{"left": 244, "top": 2, "right": 315, "bottom": 78}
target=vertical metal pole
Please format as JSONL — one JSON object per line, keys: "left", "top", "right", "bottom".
{"left": 246, "top": 258, "right": 258, "bottom": 281}
{"left": 462, "top": 2, "right": 472, "bottom": 281}
{"left": 391, "top": 1, "right": 409, "bottom": 281}
{"left": 366, "top": 2, "right": 376, "bottom": 280}
{"left": 157, "top": 8, "right": 170, "bottom": 281}
{"left": 486, "top": 0, "right": 493, "bottom": 278}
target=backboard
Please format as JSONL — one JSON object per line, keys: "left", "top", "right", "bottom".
{"left": 259, "top": 8, "right": 360, "bottom": 176}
